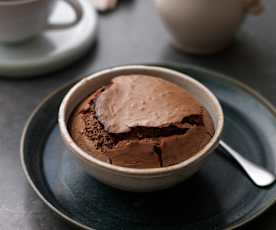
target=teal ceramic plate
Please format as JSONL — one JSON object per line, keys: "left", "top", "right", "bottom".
{"left": 21, "top": 64, "right": 276, "bottom": 229}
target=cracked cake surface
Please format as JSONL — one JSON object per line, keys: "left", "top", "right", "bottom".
{"left": 69, "top": 75, "right": 215, "bottom": 168}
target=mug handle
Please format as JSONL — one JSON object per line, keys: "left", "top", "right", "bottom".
{"left": 47, "top": 0, "right": 83, "bottom": 30}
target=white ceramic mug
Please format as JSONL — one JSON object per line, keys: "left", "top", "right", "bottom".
{"left": 154, "top": 0, "right": 263, "bottom": 54}
{"left": 0, "top": 0, "right": 83, "bottom": 43}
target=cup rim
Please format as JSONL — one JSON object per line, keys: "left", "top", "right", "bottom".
{"left": 58, "top": 65, "right": 224, "bottom": 175}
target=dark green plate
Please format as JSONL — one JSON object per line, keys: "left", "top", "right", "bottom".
{"left": 21, "top": 64, "right": 276, "bottom": 230}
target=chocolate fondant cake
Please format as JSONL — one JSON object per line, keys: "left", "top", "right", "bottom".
{"left": 69, "top": 75, "right": 215, "bottom": 168}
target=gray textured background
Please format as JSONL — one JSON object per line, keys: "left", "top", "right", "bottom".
{"left": 0, "top": 0, "right": 275, "bottom": 229}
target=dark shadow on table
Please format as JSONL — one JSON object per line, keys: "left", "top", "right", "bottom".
{"left": 159, "top": 32, "right": 273, "bottom": 81}
{"left": 238, "top": 203, "right": 276, "bottom": 230}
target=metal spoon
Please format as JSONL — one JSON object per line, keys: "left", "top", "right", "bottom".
{"left": 218, "top": 141, "right": 276, "bottom": 187}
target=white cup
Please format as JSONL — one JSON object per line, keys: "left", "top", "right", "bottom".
{"left": 154, "top": 0, "right": 263, "bottom": 54}
{"left": 0, "top": 0, "right": 83, "bottom": 43}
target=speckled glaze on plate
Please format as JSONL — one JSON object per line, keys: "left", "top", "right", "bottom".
{"left": 21, "top": 64, "right": 276, "bottom": 230}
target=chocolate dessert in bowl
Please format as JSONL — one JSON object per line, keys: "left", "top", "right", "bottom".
{"left": 59, "top": 65, "right": 224, "bottom": 192}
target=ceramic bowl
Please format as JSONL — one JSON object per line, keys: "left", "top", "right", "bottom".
{"left": 58, "top": 65, "right": 224, "bottom": 192}
{"left": 154, "top": 0, "right": 263, "bottom": 54}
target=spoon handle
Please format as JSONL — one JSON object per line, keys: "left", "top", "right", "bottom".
{"left": 219, "top": 141, "right": 275, "bottom": 187}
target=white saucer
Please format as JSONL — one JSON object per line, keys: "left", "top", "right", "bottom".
{"left": 0, "top": 0, "right": 97, "bottom": 78}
